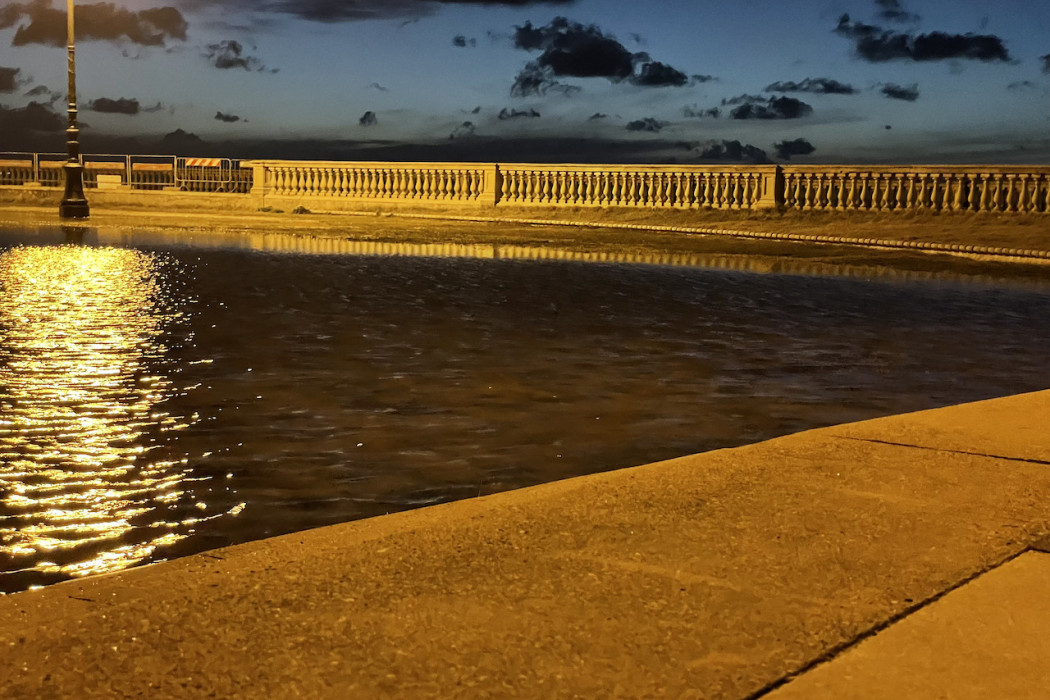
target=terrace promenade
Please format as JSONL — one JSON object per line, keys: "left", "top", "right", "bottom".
{"left": 1, "top": 390, "right": 1049, "bottom": 698}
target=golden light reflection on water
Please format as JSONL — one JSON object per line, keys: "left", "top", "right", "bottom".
{"left": 0, "top": 245, "right": 204, "bottom": 585}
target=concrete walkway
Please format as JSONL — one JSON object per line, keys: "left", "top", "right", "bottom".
{"left": 1, "top": 390, "right": 1048, "bottom": 699}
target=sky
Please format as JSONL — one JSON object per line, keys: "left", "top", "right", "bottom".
{"left": 1, "top": 0, "right": 1049, "bottom": 164}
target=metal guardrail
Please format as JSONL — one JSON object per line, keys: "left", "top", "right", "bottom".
{"left": 0, "top": 153, "right": 253, "bottom": 193}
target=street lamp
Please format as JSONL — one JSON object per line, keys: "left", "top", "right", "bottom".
{"left": 59, "top": 0, "right": 89, "bottom": 219}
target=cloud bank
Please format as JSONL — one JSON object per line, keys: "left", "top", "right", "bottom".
{"left": 835, "top": 15, "right": 1012, "bottom": 63}
{"left": 510, "top": 17, "right": 692, "bottom": 96}
{"left": 0, "top": 2, "right": 187, "bottom": 47}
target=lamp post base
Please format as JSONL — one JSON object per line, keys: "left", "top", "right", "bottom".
{"left": 59, "top": 198, "right": 90, "bottom": 219}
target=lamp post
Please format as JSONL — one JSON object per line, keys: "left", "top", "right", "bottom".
{"left": 59, "top": 0, "right": 89, "bottom": 219}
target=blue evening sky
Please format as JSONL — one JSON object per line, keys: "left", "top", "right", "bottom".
{"left": 0, "top": 0, "right": 1048, "bottom": 163}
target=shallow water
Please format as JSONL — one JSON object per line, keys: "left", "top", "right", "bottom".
{"left": 1, "top": 225, "right": 1049, "bottom": 592}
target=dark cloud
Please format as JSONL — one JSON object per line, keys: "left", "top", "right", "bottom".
{"left": 631, "top": 61, "right": 688, "bottom": 87}
{"left": 880, "top": 82, "right": 919, "bottom": 101}
{"left": 587, "top": 112, "right": 606, "bottom": 120}
{"left": 696, "top": 140, "right": 771, "bottom": 164}
{"left": 0, "top": 101, "right": 65, "bottom": 134}
{"left": 874, "top": 0, "right": 919, "bottom": 24}
{"left": 513, "top": 18, "right": 634, "bottom": 78}
{"left": 452, "top": 34, "right": 476, "bottom": 47}
{"left": 215, "top": 111, "right": 241, "bottom": 122}
{"left": 205, "top": 40, "right": 273, "bottom": 71}
{"left": 626, "top": 117, "right": 662, "bottom": 132}
{"left": 160, "top": 128, "right": 208, "bottom": 156}
{"left": 498, "top": 107, "right": 540, "bottom": 119}
{"left": 727, "top": 95, "right": 813, "bottom": 120}
{"left": 763, "top": 77, "right": 856, "bottom": 95}
{"left": 1007, "top": 80, "right": 1036, "bottom": 91}
{"left": 510, "top": 17, "right": 692, "bottom": 94}
{"left": 774, "top": 137, "right": 816, "bottom": 160}
{"left": 0, "top": 66, "right": 22, "bottom": 93}
{"left": 87, "top": 97, "right": 141, "bottom": 115}
{"left": 177, "top": 0, "right": 575, "bottom": 25}
{"left": 683, "top": 105, "right": 720, "bottom": 118}
{"left": 1, "top": 2, "right": 187, "bottom": 47}
{"left": 510, "top": 63, "right": 582, "bottom": 97}
{"left": 1042, "top": 54, "right": 1050, "bottom": 74}
{"left": 359, "top": 110, "right": 378, "bottom": 126}
{"left": 23, "top": 84, "right": 62, "bottom": 105}
{"left": 449, "top": 121, "right": 475, "bottom": 139}
{"left": 367, "top": 82, "right": 389, "bottom": 92}
{"left": 690, "top": 74, "right": 716, "bottom": 84}
{"left": 835, "top": 15, "right": 1012, "bottom": 63}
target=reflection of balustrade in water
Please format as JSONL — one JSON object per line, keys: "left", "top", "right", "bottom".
{"left": 781, "top": 167, "right": 1050, "bottom": 213}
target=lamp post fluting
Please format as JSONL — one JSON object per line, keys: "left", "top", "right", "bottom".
{"left": 59, "top": 0, "right": 89, "bottom": 219}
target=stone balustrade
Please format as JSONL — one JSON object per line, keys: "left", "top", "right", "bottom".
{"left": 781, "top": 166, "right": 1050, "bottom": 214}
{"left": 247, "top": 160, "right": 497, "bottom": 204}
{"left": 497, "top": 164, "right": 780, "bottom": 209}
{"left": 5, "top": 153, "right": 1049, "bottom": 215}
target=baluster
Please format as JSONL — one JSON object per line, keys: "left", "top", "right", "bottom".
{"left": 977, "top": 173, "right": 991, "bottom": 211}
{"left": 501, "top": 171, "right": 512, "bottom": 202}
{"left": 366, "top": 168, "right": 376, "bottom": 198}
{"left": 1025, "top": 174, "right": 1039, "bottom": 213}
{"left": 944, "top": 174, "right": 957, "bottom": 212}
{"left": 1006, "top": 174, "right": 1019, "bottom": 212}
{"left": 682, "top": 174, "right": 695, "bottom": 208}
{"left": 727, "top": 174, "right": 739, "bottom": 209}
{"left": 511, "top": 171, "right": 522, "bottom": 202}
{"left": 913, "top": 174, "right": 929, "bottom": 210}
{"left": 966, "top": 174, "right": 979, "bottom": 212}
{"left": 991, "top": 174, "right": 1005, "bottom": 211}
{"left": 786, "top": 174, "right": 799, "bottom": 209}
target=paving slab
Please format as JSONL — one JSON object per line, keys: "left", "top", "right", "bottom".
{"left": 767, "top": 552, "right": 1050, "bottom": 700}
{"left": 0, "top": 390, "right": 1048, "bottom": 699}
